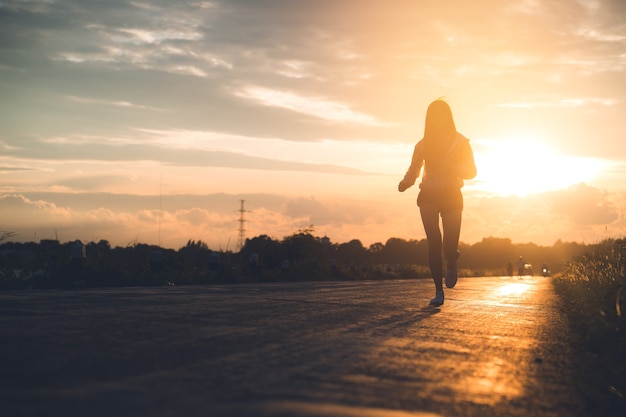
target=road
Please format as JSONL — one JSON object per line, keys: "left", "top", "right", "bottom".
{"left": 0, "top": 276, "right": 599, "bottom": 416}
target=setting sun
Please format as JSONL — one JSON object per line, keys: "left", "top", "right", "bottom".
{"left": 471, "top": 136, "right": 603, "bottom": 197}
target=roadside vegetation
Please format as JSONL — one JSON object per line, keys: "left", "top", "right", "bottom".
{"left": 553, "top": 238, "right": 626, "bottom": 412}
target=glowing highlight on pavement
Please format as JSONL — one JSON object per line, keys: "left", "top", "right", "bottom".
{"left": 495, "top": 283, "right": 531, "bottom": 298}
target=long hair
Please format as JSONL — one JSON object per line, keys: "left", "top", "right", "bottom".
{"left": 423, "top": 99, "right": 456, "bottom": 170}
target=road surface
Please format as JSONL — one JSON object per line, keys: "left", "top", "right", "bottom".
{"left": 0, "top": 276, "right": 605, "bottom": 416}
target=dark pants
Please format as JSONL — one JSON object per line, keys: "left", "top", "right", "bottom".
{"left": 419, "top": 204, "right": 462, "bottom": 290}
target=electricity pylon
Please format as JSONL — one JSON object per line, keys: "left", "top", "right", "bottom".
{"left": 237, "top": 200, "right": 247, "bottom": 251}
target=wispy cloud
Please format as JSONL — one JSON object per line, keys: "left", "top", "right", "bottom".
{"left": 115, "top": 27, "right": 203, "bottom": 44}
{"left": 17, "top": 131, "right": 374, "bottom": 176}
{"left": 235, "top": 86, "right": 389, "bottom": 127}
{"left": 495, "top": 97, "right": 619, "bottom": 108}
{"left": 0, "top": 0, "right": 56, "bottom": 13}
{"left": 0, "top": 166, "right": 36, "bottom": 173}
{"left": 65, "top": 96, "right": 165, "bottom": 111}
{"left": 0, "top": 139, "right": 18, "bottom": 151}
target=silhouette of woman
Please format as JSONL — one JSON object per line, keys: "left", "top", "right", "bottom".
{"left": 398, "top": 99, "right": 476, "bottom": 306}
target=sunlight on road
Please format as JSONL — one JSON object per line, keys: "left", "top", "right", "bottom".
{"left": 264, "top": 402, "right": 442, "bottom": 417}
{"left": 454, "top": 279, "right": 537, "bottom": 404}
{"left": 494, "top": 282, "right": 531, "bottom": 298}
{"left": 460, "top": 355, "right": 524, "bottom": 405}
{"left": 368, "top": 278, "right": 541, "bottom": 407}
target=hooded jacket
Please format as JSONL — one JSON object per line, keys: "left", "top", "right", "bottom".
{"left": 399, "top": 132, "right": 476, "bottom": 192}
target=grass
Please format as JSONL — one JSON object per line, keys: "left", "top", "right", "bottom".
{"left": 553, "top": 238, "right": 626, "bottom": 413}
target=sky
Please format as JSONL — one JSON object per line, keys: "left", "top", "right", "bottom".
{"left": 1, "top": 0, "right": 626, "bottom": 251}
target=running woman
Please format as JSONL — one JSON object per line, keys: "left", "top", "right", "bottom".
{"left": 398, "top": 99, "right": 477, "bottom": 306}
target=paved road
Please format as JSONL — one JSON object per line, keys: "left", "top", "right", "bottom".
{"left": 0, "top": 276, "right": 596, "bottom": 416}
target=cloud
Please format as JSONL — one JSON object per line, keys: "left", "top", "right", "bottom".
{"left": 176, "top": 207, "right": 212, "bottom": 226}
{"left": 115, "top": 27, "right": 203, "bottom": 44}
{"left": 0, "top": 166, "right": 36, "bottom": 173}
{"left": 284, "top": 197, "right": 376, "bottom": 227}
{"left": 0, "top": 194, "right": 74, "bottom": 227}
{"left": 65, "top": 95, "right": 165, "bottom": 111}
{"left": 549, "top": 183, "right": 619, "bottom": 225}
{"left": 6, "top": 133, "right": 372, "bottom": 176}
{"left": 235, "top": 85, "right": 388, "bottom": 127}
{"left": 3, "top": 186, "right": 626, "bottom": 250}
{"left": 461, "top": 183, "right": 623, "bottom": 245}
{"left": 1, "top": 192, "right": 391, "bottom": 249}
{"left": 495, "top": 98, "right": 620, "bottom": 108}
{"left": 20, "top": 1, "right": 228, "bottom": 80}
{"left": 52, "top": 175, "right": 134, "bottom": 192}
{"left": 0, "top": 0, "right": 57, "bottom": 13}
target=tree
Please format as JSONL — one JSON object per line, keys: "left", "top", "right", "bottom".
{"left": 280, "top": 231, "right": 322, "bottom": 264}
{"left": 336, "top": 239, "right": 367, "bottom": 265}
{"left": 463, "top": 237, "right": 516, "bottom": 270}
{"left": 380, "top": 238, "right": 425, "bottom": 264}
{"left": 241, "top": 235, "right": 281, "bottom": 268}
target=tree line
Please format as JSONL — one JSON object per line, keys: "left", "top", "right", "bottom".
{"left": 0, "top": 229, "right": 590, "bottom": 290}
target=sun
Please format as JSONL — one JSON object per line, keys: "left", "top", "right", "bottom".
{"left": 470, "top": 135, "right": 600, "bottom": 197}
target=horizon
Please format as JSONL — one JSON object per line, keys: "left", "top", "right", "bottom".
{"left": 0, "top": 219, "right": 598, "bottom": 254}
{"left": 1, "top": 1, "right": 625, "bottom": 250}
{"left": 0, "top": 191, "right": 614, "bottom": 251}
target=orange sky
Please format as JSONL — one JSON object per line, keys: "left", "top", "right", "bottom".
{"left": 1, "top": 0, "right": 625, "bottom": 249}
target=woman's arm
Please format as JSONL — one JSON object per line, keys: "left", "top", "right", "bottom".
{"left": 398, "top": 141, "right": 424, "bottom": 192}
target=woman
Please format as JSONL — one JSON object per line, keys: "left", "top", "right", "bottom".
{"left": 398, "top": 100, "right": 476, "bottom": 306}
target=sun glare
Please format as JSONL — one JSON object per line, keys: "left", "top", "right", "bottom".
{"left": 471, "top": 136, "right": 601, "bottom": 197}
{"left": 495, "top": 283, "right": 531, "bottom": 298}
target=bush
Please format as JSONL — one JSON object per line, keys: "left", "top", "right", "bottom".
{"left": 553, "top": 238, "right": 626, "bottom": 411}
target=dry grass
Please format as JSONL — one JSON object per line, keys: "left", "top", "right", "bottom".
{"left": 553, "top": 238, "right": 626, "bottom": 411}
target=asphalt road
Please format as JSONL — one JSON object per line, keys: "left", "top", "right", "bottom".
{"left": 0, "top": 276, "right": 605, "bottom": 416}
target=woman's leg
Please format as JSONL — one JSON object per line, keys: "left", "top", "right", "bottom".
{"left": 419, "top": 203, "right": 443, "bottom": 291}
{"left": 441, "top": 209, "right": 462, "bottom": 287}
{"left": 442, "top": 209, "right": 462, "bottom": 261}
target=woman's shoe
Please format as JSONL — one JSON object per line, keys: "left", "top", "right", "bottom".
{"left": 445, "top": 262, "right": 458, "bottom": 288}
{"left": 429, "top": 291, "right": 444, "bottom": 306}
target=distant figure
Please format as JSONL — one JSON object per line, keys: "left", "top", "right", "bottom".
{"left": 507, "top": 261, "right": 514, "bottom": 277}
{"left": 208, "top": 252, "right": 221, "bottom": 279}
{"left": 70, "top": 241, "right": 86, "bottom": 270}
{"left": 398, "top": 99, "right": 477, "bottom": 306}
{"left": 517, "top": 256, "right": 525, "bottom": 277}
{"left": 249, "top": 253, "right": 260, "bottom": 275}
